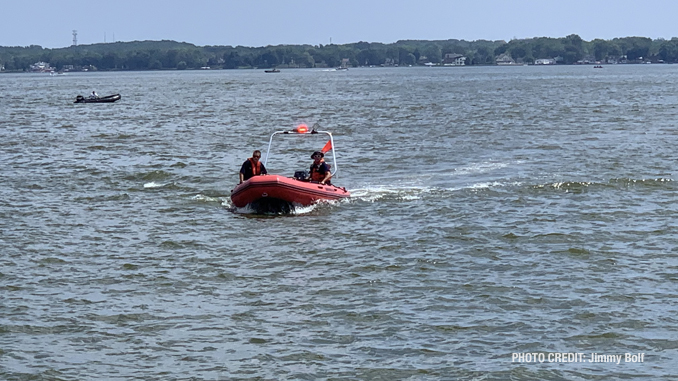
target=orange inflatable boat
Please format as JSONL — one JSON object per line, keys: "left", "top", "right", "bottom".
{"left": 231, "top": 125, "right": 350, "bottom": 211}
{"left": 230, "top": 174, "right": 350, "bottom": 207}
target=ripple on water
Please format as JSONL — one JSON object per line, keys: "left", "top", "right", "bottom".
{"left": 1, "top": 67, "right": 678, "bottom": 379}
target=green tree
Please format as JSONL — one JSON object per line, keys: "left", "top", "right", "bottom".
{"left": 565, "top": 34, "right": 583, "bottom": 50}
{"left": 413, "top": 48, "right": 421, "bottom": 62}
{"left": 254, "top": 51, "right": 278, "bottom": 68}
{"left": 399, "top": 47, "right": 416, "bottom": 65}
{"left": 149, "top": 60, "right": 162, "bottom": 70}
{"left": 127, "top": 51, "right": 150, "bottom": 70}
{"left": 623, "top": 37, "right": 652, "bottom": 60}
{"left": 163, "top": 49, "right": 180, "bottom": 68}
{"left": 658, "top": 38, "right": 678, "bottom": 62}
{"left": 592, "top": 39, "right": 611, "bottom": 61}
{"left": 510, "top": 45, "right": 528, "bottom": 61}
{"left": 297, "top": 52, "right": 315, "bottom": 67}
{"left": 421, "top": 44, "right": 441, "bottom": 63}
{"left": 494, "top": 44, "right": 508, "bottom": 56}
{"left": 562, "top": 45, "right": 582, "bottom": 64}
{"left": 472, "top": 46, "right": 493, "bottom": 65}
{"left": 100, "top": 52, "right": 118, "bottom": 69}
{"left": 356, "top": 48, "right": 386, "bottom": 66}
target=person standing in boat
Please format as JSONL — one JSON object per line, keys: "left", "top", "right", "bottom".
{"left": 239, "top": 150, "right": 267, "bottom": 184}
{"left": 309, "top": 151, "right": 331, "bottom": 185}
{"left": 89, "top": 90, "right": 99, "bottom": 99}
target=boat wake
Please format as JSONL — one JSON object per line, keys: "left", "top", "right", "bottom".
{"left": 349, "top": 176, "right": 675, "bottom": 203}
{"left": 143, "top": 181, "right": 170, "bottom": 189}
{"left": 350, "top": 185, "right": 451, "bottom": 202}
{"left": 531, "top": 177, "right": 674, "bottom": 193}
{"left": 349, "top": 179, "right": 526, "bottom": 202}
{"left": 190, "top": 175, "right": 674, "bottom": 214}
{"left": 191, "top": 194, "right": 226, "bottom": 203}
{"left": 346, "top": 160, "right": 523, "bottom": 202}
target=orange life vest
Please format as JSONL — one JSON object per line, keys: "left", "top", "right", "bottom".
{"left": 310, "top": 160, "right": 330, "bottom": 182}
{"left": 248, "top": 158, "right": 262, "bottom": 176}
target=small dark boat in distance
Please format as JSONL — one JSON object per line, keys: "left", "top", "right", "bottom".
{"left": 264, "top": 68, "right": 280, "bottom": 73}
{"left": 74, "top": 94, "right": 121, "bottom": 103}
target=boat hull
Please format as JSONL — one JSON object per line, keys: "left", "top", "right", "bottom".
{"left": 74, "top": 94, "right": 121, "bottom": 103}
{"left": 230, "top": 174, "right": 350, "bottom": 208}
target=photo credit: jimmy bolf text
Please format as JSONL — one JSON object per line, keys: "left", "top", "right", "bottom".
{"left": 512, "top": 353, "right": 646, "bottom": 364}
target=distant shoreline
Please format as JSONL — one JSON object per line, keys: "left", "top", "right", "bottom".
{"left": 1, "top": 35, "right": 676, "bottom": 72}
{"left": 2, "top": 62, "right": 668, "bottom": 75}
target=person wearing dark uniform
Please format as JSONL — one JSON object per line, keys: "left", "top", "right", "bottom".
{"left": 239, "top": 150, "right": 267, "bottom": 184}
{"left": 309, "top": 151, "right": 331, "bottom": 185}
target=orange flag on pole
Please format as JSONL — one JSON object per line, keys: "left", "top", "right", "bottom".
{"left": 321, "top": 139, "right": 332, "bottom": 153}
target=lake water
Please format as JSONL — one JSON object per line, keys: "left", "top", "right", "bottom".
{"left": 1, "top": 65, "right": 677, "bottom": 380}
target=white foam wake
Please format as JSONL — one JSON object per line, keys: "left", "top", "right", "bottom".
{"left": 143, "top": 181, "right": 167, "bottom": 188}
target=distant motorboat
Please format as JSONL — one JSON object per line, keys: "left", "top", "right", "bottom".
{"left": 264, "top": 68, "right": 280, "bottom": 73}
{"left": 74, "top": 94, "right": 121, "bottom": 103}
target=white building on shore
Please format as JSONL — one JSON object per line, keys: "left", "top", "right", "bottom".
{"left": 30, "top": 61, "right": 53, "bottom": 72}
{"left": 495, "top": 53, "right": 516, "bottom": 65}
{"left": 534, "top": 58, "right": 556, "bottom": 65}
{"left": 443, "top": 53, "right": 466, "bottom": 66}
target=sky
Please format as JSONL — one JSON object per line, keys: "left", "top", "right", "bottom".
{"left": 2, "top": 0, "right": 677, "bottom": 49}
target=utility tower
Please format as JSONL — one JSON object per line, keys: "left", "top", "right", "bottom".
{"left": 72, "top": 30, "right": 78, "bottom": 46}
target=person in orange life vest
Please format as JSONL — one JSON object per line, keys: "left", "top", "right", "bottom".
{"left": 309, "top": 151, "right": 331, "bottom": 185}
{"left": 239, "top": 150, "right": 267, "bottom": 184}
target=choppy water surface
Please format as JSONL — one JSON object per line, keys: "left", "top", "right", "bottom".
{"left": 2, "top": 66, "right": 678, "bottom": 380}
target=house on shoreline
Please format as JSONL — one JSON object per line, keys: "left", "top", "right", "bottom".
{"left": 495, "top": 53, "right": 517, "bottom": 65}
{"left": 30, "top": 61, "right": 53, "bottom": 72}
{"left": 534, "top": 58, "right": 556, "bottom": 65}
{"left": 443, "top": 53, "right": 466, "bottom": 66}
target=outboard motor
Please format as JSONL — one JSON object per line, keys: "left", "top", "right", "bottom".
{"left": 293, "top": 170, "right": 309, "bottom": 181}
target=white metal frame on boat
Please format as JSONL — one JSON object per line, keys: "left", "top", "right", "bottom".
{"left": 263, "top": 124, "right": 339, "bottom": 176}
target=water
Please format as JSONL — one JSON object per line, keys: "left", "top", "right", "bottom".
{"left": 1, "top": 65, "right": 677, "bottom": 380}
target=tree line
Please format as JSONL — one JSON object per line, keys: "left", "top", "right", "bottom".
{"left": 2, "top": 35, "right": 678, "bottom": 72}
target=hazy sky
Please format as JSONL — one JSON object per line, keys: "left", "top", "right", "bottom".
{"left": 2, "top": 0, "right": 676, "bottom": 48}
